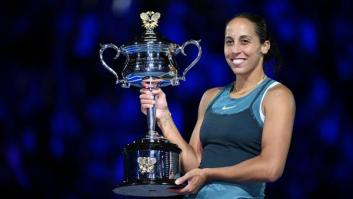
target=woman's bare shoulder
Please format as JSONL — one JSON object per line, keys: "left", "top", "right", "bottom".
{"left": 202, "top": 87, "right": 223, "bottom": 102}
{"left": 264, "top": 83, "right": 295, "bottom": 110}
{"left": 267, "top": 83, "right": 294, "bottom": 99}
{"left": 197, "top": 87, "right": 224, "bottom": 112}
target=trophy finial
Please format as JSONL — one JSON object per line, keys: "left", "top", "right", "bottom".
{"left": 140, "top": 11, "right": 160, "bottom": 31}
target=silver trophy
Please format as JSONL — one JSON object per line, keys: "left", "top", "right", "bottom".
{"left": 99, "top": 11, "right": 201, "bottom": 197}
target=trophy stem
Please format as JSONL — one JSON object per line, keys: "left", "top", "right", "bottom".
{"left": 146, "top": 79, "right": 159, "bottom": 138}
{"left": 147, "top": 94, "right": 157, "bottom": 137}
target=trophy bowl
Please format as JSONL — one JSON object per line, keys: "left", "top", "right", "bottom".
{"left": 99, "top": 11, "right": 201, "bottom": 88}
{"left": 99, "top": 11, "right": 201, "bottom": 197}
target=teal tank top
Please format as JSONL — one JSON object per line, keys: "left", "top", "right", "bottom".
{"left": 200, "top": 78, "right": 276, "bottom": 168}
{"left": 191, "top": 78, "right": 278, "bottom": 199}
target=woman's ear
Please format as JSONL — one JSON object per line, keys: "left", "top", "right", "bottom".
{"left": 261, "top": 40, "right": 271, "bottom": 54}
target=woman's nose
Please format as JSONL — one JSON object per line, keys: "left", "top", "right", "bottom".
{"left": 231, "top": 43, "right": 241, "bottom": 54}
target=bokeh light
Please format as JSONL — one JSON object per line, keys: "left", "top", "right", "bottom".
{"left": 1, "top": 0, "right": 353, "bottom": 198}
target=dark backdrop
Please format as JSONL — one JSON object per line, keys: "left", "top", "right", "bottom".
{"left": 1, "top": 0, "right": 353, "bottom": 198}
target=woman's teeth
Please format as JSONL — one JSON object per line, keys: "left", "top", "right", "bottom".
{"left": 232, "top": 59, "right": 245, "bottom": 65}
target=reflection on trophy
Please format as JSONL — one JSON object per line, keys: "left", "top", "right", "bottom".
{"left": 99, "top": 11, "right": 201, "bottom": 197}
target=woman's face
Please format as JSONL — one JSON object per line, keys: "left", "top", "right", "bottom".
{"left": 224, "top": 17, "right": 270, "bottom": 76}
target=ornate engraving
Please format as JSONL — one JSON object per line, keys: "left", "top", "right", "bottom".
{"left": 137, "top": 157, "right": 157, "bottom": 174}
{"left": 140, "top": 11, "right": 160, "bottom": 30}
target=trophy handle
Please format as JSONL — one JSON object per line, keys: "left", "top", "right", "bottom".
{"left": 178, "top": 40, "right": 202, "bottom": 81}
{"left": 99, "top": 43, "right": 126, "bottom": 85}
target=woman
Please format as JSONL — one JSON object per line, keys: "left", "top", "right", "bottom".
{"left": 139, "top": 13, "right": 295, "bottom": 198}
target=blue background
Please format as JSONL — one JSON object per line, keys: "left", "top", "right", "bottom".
{"left": 1, "top": 0, "right": 353, "bottom": 198}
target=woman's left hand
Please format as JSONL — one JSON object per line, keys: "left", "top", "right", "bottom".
{"left": 169, "top": 168, "right": 208, "bottom": 195}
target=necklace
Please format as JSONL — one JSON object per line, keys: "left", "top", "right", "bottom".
{"left": 232, "top": 75, "right": 266, "bottom": 95}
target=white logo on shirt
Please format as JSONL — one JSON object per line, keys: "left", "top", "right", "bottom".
{"left": 222, "top": 105, "right": 237, "bottom": 110}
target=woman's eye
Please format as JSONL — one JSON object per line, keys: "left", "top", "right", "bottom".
{"left": 225, "top": 40, "right": 233, "bottom": 45}
{"left": 241, "top": 40, "right": 250, "bottom": 44}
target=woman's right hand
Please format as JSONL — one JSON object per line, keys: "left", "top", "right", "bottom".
{"left": 139, "top": 84, "right": 171, "bottom": 121}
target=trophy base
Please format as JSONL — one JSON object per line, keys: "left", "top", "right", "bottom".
{"left": 113, "top": 180, "right": 185, "bottom": 197}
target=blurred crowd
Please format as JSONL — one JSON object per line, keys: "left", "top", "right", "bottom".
{"left": 1, "top": 0, "right": 353, "bottom": 198}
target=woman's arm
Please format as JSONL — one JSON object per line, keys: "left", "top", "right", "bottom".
{"left": 174, "top": 84, "right": 295, "bottom": 193}
{"left": 140, "top": 85, "right": 222, "bottom": 172}
{"left": 181, "top": 87, "right": 222, "bottom": 172}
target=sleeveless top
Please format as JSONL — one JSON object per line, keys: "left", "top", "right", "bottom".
{"left": 187, "top": 77, "right": 279, "bottom": 199}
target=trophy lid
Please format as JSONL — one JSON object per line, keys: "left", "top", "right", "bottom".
{"left": 139, "top": 12, "right": 177, "bottom": 45}
{"left": 121, "top": 11, "right": 178, "bottom": 53}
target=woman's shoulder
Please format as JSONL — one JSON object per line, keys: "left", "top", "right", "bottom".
{"left": 266, "top": 82, "right": 293, "bottom": 97}
{"left": 198, "top": 87, "right": 224, "bottom": 111}
{"left": 263, "top": 82, "right": 295, "bottom": 109}
{"left": 202, "top": 87, "right": 225, "bottom": 101}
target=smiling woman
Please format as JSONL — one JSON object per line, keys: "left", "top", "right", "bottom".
{"left": 139, "top": 13, "right": 296, "bottom": 199}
